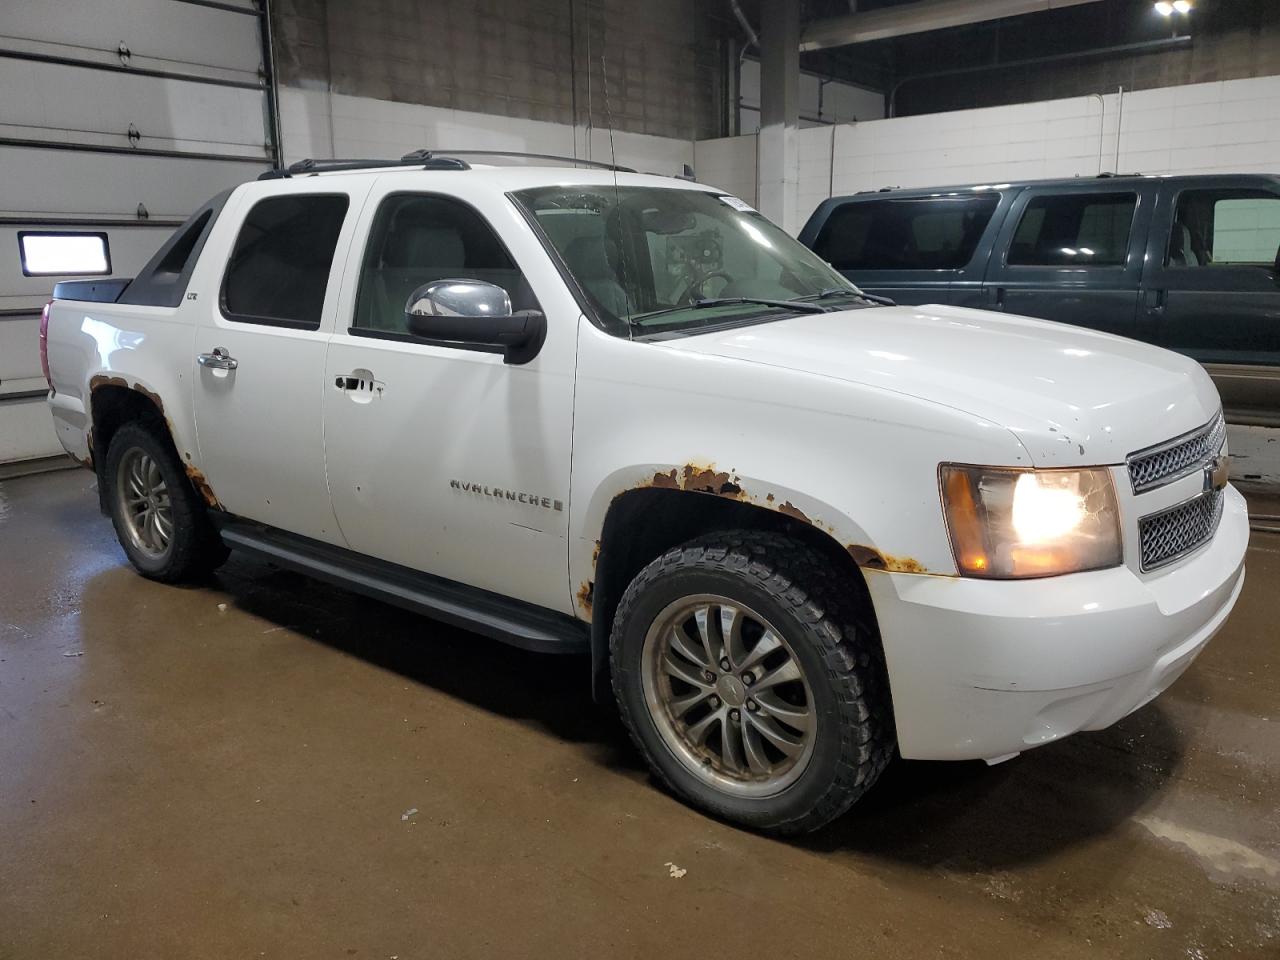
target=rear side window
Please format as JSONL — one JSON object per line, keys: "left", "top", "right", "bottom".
{"left": 812, "top": 195, "right": 999, "bottom": 271}
{"left": 353, "top": 193, "right": 531, "bottom": 335}
{"left": 1008, "top": 192, "right": 1136, "bottom": 267}
{"left": 221, "top": 194, "right": 349, "bottom": 329}
{"left": 1167, "top": 188, "right": 1280, "bottom": 267}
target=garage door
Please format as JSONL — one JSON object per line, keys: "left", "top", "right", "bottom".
{"left": 0, "top": 0, "right": 279, "bottom": 463}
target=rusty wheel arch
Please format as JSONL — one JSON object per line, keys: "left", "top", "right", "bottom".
{"left": 587, "top": 485, "right": 880, "bottom": 703}
{"left": 87, "top": 377, "right": 221, "bottom": 514}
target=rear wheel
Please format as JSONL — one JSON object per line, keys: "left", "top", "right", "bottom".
{"left": 611, "top": 531, "right": 894, "bottom": 834}
{"left": 104, "top": 422, "right": 228, "bottom": 582}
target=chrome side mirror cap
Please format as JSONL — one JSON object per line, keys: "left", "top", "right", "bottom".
{"left": 406, "top": 279, "right": 513, "bottom": 319}
{"left": 404, "top": 279, "right": 545, "bottom": 365}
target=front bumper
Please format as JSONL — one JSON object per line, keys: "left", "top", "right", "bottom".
{"left": 866, "top": 484, "right": 1249, "bottom": 762}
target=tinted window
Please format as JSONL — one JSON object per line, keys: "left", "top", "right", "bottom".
{"left": 221, "top": 194, "right": 349, "bottom": 329}
{"left": 1008, "top": 192, "right": 1135, "bottom": 266}
{"left": 353, "top": 194, "right": 530, "bottom": 334}
{"left": 813, "top": 195, "right": 999, "bottom": 270}
{"left": 1167, "top": 188, "right": 1280, "bottom": 267}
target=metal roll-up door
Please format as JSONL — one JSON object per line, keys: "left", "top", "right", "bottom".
{"left": 0, "top": 0, "right": 280, "bottom": 463}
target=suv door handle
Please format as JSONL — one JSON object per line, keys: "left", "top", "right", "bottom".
{"left": 197, "top": 347, "right": 238, "bottom": 370}
{"left": 1144, "top": 288, "right": 1166, "bottom": 315}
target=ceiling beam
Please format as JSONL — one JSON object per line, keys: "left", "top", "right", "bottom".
{"left": 800, "top": 0, "right": 1104, "bottom": 52}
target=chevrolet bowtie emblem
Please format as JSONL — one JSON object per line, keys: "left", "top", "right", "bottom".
{"left": 1204, "top": 454, "right": 1230, "bottom": 492}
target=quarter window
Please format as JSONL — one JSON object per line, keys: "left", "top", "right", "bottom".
{"left": 1008, "top": 192, "right": 1136, "bottom": 267}
{"left": 812, "top": 195, "right": 999, "bottom": 271}
{"left": 353, "top": 194, "right": 530, "bottom": 335}
{"left": 221, "top": 194, "right": 349, "bottom": 329}
{"left": 1167, "top": 189, "right": 1280, "bottom": 267}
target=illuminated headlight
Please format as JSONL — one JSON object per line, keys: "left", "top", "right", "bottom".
{"left": 940, "top": 465, "right": 1122, "bottom": 578}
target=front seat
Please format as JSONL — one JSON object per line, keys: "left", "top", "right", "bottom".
{"left": 1168, "top": 222, "right": 1200, "bottom": 267}
{"left": 562, "top": 236, "right": 630, "bottom": 319}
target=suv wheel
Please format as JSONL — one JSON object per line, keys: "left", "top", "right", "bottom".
{"left": 104, "top": 421, "right": 228, "bottom": 582}
{"left": 611, "top": 531, "right": 894, "bottom": 834}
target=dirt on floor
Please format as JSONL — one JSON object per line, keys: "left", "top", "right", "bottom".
{"left": 1, "top": 469, "right": 1278, "bottom": 959}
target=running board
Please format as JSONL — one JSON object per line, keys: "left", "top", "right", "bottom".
{"left": 217, "top": 519, "right": 588, "bottom": 655}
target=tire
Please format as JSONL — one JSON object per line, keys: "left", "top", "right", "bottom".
{"left": 104, "top": 421, "right": 229, "bottom": 582}
{"left": 611, "top": 530, "right": 895, "bottom": 834}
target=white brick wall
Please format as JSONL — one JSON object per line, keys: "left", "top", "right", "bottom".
{"left": 691, "top": 74, "right": 1280, "bottom": 235}
{"left": 278, "top": 87, "right": 694, "bottom": 179}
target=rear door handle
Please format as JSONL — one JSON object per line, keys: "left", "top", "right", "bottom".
{"left": 990, "top": 286, "right": 1005, "bottom": 309}
{"left": 1144, "top": 288, "right": 1166, "bottom": 314}
{"left": 197, "top": 347, "right": 238, "bottom": 370}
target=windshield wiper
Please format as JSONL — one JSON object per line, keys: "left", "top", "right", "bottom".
{"left": 690, "top": 296, "right": 828, "bottom": 314}
{"left": 793, "top": 287, "right": 897, "bottom": 307}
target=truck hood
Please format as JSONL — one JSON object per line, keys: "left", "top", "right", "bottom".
{"left": 662, "top": 303, "right": 1221, "bottom": 467}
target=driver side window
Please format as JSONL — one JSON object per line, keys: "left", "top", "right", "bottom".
{"left": 353, "top": 193, "right": 533, "bottom": 335}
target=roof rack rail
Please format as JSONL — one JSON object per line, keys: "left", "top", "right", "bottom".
{"left": 401, "top": 149, "right": 634, "bottom": 173}
{"left": 258, "top": 153, "right": 471, "bottom": 180}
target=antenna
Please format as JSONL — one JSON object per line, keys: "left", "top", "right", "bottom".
{"left": 600, "top": 52, "right": 632, "bottom": 338}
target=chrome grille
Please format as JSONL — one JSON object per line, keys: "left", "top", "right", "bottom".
{"left": 1127, "top": 413, "right": 1226, "bottom": 494}
{"left": 1139, "top": 488, "right": 1223, "bottom": 571}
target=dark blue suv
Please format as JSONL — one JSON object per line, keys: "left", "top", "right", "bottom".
{"left": 799, "top": 174, "right": 1280, "bottom": 426}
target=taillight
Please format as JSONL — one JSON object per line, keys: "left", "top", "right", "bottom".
{"left": 39, "top": 300, "right": 53, "bottom": 390}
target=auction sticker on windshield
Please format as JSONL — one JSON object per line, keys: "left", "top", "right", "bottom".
{"left": 718, "top": 195, "right": 756, "bottom": 213}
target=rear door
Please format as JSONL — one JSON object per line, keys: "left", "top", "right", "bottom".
{"left": 983, "top": 182, "right": 1155, "bottom": 341}
{"left": 1142, "top": 177, "right": 1280, "bottom": 424}
{"left": 802, "top": 192, "right": 1003, "bottom": 306}
{"left": 190, "top": 181, "right": 371, "bottom": 544}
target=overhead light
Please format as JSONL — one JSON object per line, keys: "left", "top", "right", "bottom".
{"left": 1154, "top": 1, "right": 1174, "bottom": 14}
{"left": 1173, "top": 0, "right": 1193, "bottom": 11}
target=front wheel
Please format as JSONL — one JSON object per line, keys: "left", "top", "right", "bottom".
{"left": 611, "top": 531, "right": 895, "bottom": 834}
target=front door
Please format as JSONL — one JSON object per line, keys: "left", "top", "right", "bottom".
{"left": 982, "top": 184, "right": 1155, "bottom": 341}
{"left": 1142, "top": 178, "right": 1280, "bottom": 424}
{"left": 192, "top": 183, "right": 368, "bottom": 543}
{"left": 321, "top": 178, "right": 578, "bottom": 614}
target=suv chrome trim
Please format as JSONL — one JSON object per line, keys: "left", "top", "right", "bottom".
{"left": 1126, "top": 411, "right": 1226, "bottom": 494}
{"left": 1138, "top": 487, "right": 1224, "bottom": 572}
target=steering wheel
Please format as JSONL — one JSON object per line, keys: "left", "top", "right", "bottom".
{"left": 674, "top": 270, "right": 734, "bottom": 306}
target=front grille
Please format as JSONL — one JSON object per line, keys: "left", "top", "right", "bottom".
{"left": 1127, "top": 413, "right": 1226, "bottom": 494}
{"left": 1139, "top": 488, "right": 1224, "bottom": 571}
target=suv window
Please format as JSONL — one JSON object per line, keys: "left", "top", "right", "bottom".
{"left": 813, "top": 195, "right": 999, "bottom": 270}
{"left": 353, "top": 194, "right": 530, "bottom": 335}
{"left": 1167, "top": 188, "right": 1280, "bottom": 267}
{"left": 1008, "top": 192, "right": 1135, "bottom": 267}
{"left": 221, "top": 194, "right": 349, "bottom": 329}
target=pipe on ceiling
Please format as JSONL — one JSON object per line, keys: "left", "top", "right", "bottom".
{"left": 801, "top": 0, "right": 1104, "bottom": 52}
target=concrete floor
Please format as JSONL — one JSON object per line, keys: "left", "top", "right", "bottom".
{"left": 1, "top": 469, "right": 1277, "bottom": 959}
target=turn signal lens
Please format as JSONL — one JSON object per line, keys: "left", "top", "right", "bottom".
{"left": 940, "top": 464, "right": 1122, "bottom": 579}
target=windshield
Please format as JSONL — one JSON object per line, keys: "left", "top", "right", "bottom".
{"left": 513, "top": 185, "right": 867, "bottom": 336}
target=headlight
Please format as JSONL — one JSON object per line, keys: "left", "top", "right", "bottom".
{"left": 940, "top": 464, "right": 1122, "bottom": 578}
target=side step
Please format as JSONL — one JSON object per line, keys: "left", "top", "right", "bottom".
{"left": 217, "top": 519, "right": 588, "bottom": 655}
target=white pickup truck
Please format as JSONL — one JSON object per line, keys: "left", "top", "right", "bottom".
{"left": 42, "top": 153, "right": 1248, "bottom": 833}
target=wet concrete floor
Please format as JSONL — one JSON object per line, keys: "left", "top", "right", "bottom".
{"left": 1, "top": 469, "right": 1277, "bottom": 958}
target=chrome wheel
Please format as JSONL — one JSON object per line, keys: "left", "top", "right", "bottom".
{"left": 641, "top": 594, "right": 816, "bottom": 798}
{"left": 114, "top": 447, "right": 173, "bottom": 560}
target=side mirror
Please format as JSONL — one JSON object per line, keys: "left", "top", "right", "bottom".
{"left": 405, "top": 279, "right": 545, "bottom": 364}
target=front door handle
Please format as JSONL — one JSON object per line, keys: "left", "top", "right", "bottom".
{"left": 197, "top": 347, "right": 238, "bottom": 370}
{"left": 1144, "top": 288, "right": 1166, "bottom": 315}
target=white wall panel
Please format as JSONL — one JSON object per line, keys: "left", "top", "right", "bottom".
{"left": 0, "top": 0, "right": 262, "bottom": 80}
{"left": 278, "top": 87, "right": 694, "bottom": 179}
{"left": 0, "top": 58, "right": 268, "bottom": 154}
{"left": 694, "top": 73, "right": 1280, "bottom": 234}
{"left": 0, "top": 147, "right": 264, "bottom": 220}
